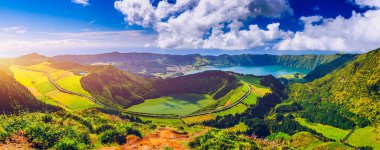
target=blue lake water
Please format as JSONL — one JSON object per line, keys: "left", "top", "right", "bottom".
{"left": 187, "top": 66, "right": 310, "bottom": 77}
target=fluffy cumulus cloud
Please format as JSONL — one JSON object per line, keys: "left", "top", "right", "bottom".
{"left": 350, "top": 0, "right": 380, "bottom": 7}
{"left": 276, "top": 8, "right": 380, "bottom": 52}
{"left": 115, "top": 0, "right": 292, "bottom": 50}
{"left": 72, "top": 0, "right": 89, "bottom": 6}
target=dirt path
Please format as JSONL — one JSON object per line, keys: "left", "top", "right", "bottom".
{"left": 0, "top": 132, "right": 33, "bottom": 150}
{"left": 100, "top": 128, "right": 198, "bottom": 150}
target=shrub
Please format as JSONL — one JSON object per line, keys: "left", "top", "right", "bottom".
{"left": 189, "top": 130, "right": 258, "bottom": 150}
{"left": 4, "top": 116, "right": 30, "bottom": 133}
{"left": 26, "top": 123, "right": 59, "bottom": 149}
{"left": 42, "top": 115, "right": 53, "bottom": 123}
{"left": 0, "top": 127, "right": 8, "bottom": 142}
{"left": 26, "top": 123, "right": 90, "bottom": 149}
{"left": 95, "top": 124, "right": 115, "bottom": 134}
{"left": 149, "top": 124, "right": 157, "bottom": 130}
{"left": 54, "top": 138, "right": 87, "bottom": 150}
{"left": 126, "top": 127, "right": 142, "bottom": 137}
{"left": 100, "top": 129, "right": 126, "bottom": 145}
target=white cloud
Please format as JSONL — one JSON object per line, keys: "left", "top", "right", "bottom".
{"left": 72, "top": 0, "right": 89, "bottom": 6}
{"left": 276, "top": 10, "right": 380, "bottom": 52}
{"left": 0, "top": 30, "right": 156, "bottom": 52}
{"left": 350, "top": 0, "right": 380, "bottom": 7}
{"left": 1, "top": 27, "right": 27, "bottom": 34}
{"left": 300, "top": 16, "right": 323, "bottom": 24}
{"left": 115, "top": 0, "right": 292, "bottom": 50}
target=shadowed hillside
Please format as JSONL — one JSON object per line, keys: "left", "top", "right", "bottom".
{"left": 81, "top": 67, "right": 240, "bottom": 108}
{"left": 0, "top": 70, "right": 59, "bottom": 114}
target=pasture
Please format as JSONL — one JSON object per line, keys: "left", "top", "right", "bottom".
{"left": 345, "top": 126, "right": 380, "bottom": 149}
{"left": 127, "top": 94, "right": 216, "bottom": 115}
{"left": 296, "top": 118, "right": 350, "bottom": 140}
{"left": 10, "top": 63, "right": 99, "bottom": 110}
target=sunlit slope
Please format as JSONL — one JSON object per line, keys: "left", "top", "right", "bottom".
{"left": 182, "top": 77, "right": 271, "bottom": 124}
{"left": 27, "top": 62, "right": 92, "bottom": 97}
{"left": 10, "top": 63, "right": 99, "bottom": 110}
{"left": 289, "top": 48, "right": 380, "bottom": 120}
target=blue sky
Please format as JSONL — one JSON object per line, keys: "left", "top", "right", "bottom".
{"left": 0, "top": 0, "right": 379, "bottom": 57}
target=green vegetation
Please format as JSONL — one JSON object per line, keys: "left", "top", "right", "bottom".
{"left": 304, "top": 54, "right": 356, "bottom": 81}
{"left": 82, "top": 67, "right": 240, "bottom": 109}
{"left": 10, "top": 64, "right": 100, "bottom": 110}
{"left": 225, "top": 122, "right": 249, "bottom": 133}
{"left": 0, "top": 110, "right": 144, "bottom": 149}
{"left": 266, "top": 132, "right": 290, "bottom": 140}
{"left": 236, "top": 75, "right": 262, "bottom": 87}
{"left": 288, "top": 48, "right": 380, "bottom": 121}
{"left": 345, "top": 126, "right": 380, "bottom": 149}
{"left": 296, "top": 118, "right": 350, "bottom": 140}
{"left": 127, "top": 94, "right": 216, "bottom": 115}
{"left": 0, "top": 70, "right": 59, "bottom": 114}
{"left": 288, "top": 132, "right": 332, "bottom": 149}
{"left": 189, "top": 130, "right": 258, "bottom": 150}
{"left": 1, "top": 50, "right": 379, "bottom": 149}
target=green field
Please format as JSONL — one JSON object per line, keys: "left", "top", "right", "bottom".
{"left": 236, "top": 75, "right": 263, "bottom": 87}
{"left": 296, "top": 118, "right": 350, "bottom": 140}
{"left": 345, "top": 126, "right": 380, "bottom": 149}
{"left": 28, "top": 62, "right": 92, "bottom": 97}
{"left": 10, "top": 64, "right": 99, "bottom": 110}
{"left": 236, "top": 75, "right": 270, "bottom": 106}
{"left": 127, "top": 94, "right": 216, "bottom": 115}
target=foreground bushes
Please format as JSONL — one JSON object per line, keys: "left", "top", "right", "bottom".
{"left": 100, "top": 126, "right": 142, "bottom": 144}
{"left": 0, "top": 110, "right": 144, "bottom": 149}
{"left": 189, "top": 130, "right": 258, "bottom": 150}
{"left": 54, "top": 138, "right": 87, "bottom": 150}
{"left": 0, "top": 127, "right": 7, "bottom": 142}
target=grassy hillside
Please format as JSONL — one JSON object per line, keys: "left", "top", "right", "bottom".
{"left": 10, "top": 63, "right": 100, "bottom": 110}
{"left": 81, "top": 67, "right": 241, "bottom": 109}
{"left": 304, "top": 54, "right": 356, "bottom": 81}
{"left": 289, "top": 48, "right": 380, "bottom": 121}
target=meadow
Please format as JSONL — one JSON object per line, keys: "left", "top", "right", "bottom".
{"left": 296, "top": 118, "right": 350, "bottom": 140}
{"left": 345, "top": 126, "right": 380, "bottom": 149}
{"left": 10, "top": 63, "right": 99, "bottom": 110}
{"left": 127, "top": 94, "right": 216, "bottom": 115}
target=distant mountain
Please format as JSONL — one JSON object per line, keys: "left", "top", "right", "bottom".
{"left": 81, "top": 66, "right": 240, "bottom": 108}
{"left": 14, "top": 53, "right": 48, "bottom": 66}
{"left": 0, "top": 70, "right": 59, "bottom": 114}
{"left": 289, "top": 48, "right": 380, "bottom": 122}
{"left": 204, "top": 54, "right": 343, "bottom": 70}
{"left": 50, "top": 52, "right": 347, "bottom": 77}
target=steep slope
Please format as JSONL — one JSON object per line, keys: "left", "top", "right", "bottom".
{"left": 289, "top": 48, "right": 380, "bottom": 121}
{"left": 80, "top": 67, "right": 240, "bottom": 108}
{"left": 304, "top": 54, "right": 357, "bottom": 81}
{"left": 0, "top": 70, "right": 59, "bottom": 114}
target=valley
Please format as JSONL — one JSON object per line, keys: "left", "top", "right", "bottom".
{"left": 0, "top": 49, "right": 379, "bottom": 150}
{"left": 2, "top": 1, "right": 380, "bottom": 149}
{"left": 126, "top": 94, "right": 216, "bottom": 116}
